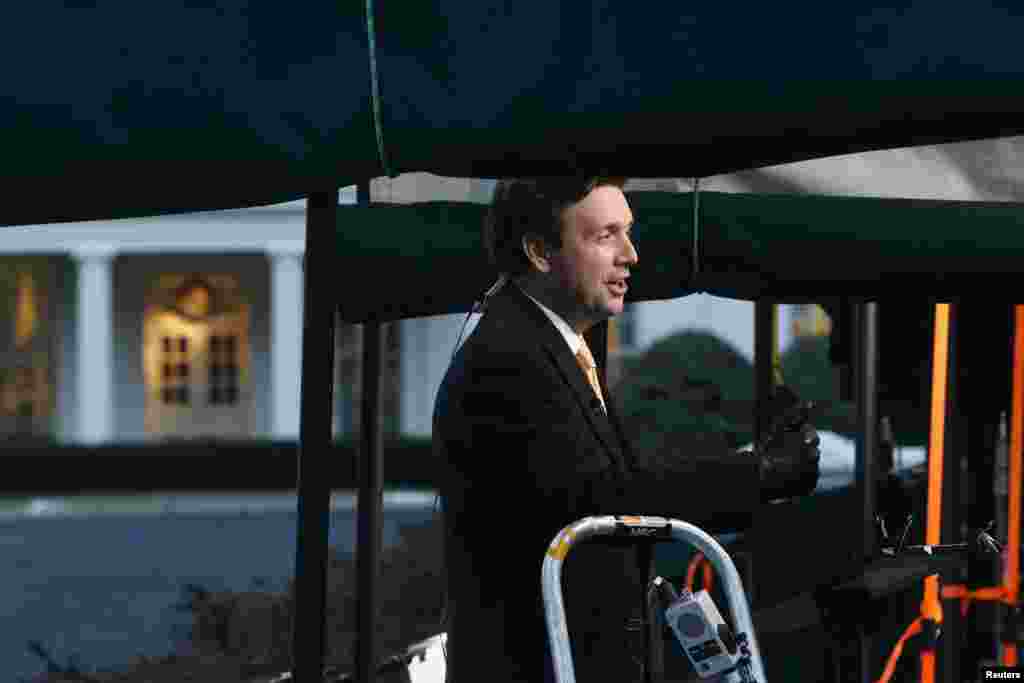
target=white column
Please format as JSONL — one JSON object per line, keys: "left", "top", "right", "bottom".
{"left": 72, "top": 243, "right": 116, "bottom": 444}
{"left": 269, "top": 241, "right": 305, "bottom": 440}
{"left": 399, "top": 319, "right": 424, "bottom": 436}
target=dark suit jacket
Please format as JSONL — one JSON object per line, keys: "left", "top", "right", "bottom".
{"left": 433, "top": 283, "right": 762, "bottom": 683}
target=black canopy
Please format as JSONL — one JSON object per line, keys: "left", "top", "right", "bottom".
{"left": 5, "top": 1, "right": 1024, "bottom": 227}
{"left": 335, "top": 190, "right": 1024, "bottom": 322}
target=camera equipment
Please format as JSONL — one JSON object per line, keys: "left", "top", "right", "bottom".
{"left": 876, "top": 514, "right": 1002, "bottom": 560}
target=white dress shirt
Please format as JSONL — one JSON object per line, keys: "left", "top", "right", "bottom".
{"left": 517, "top": 283, "right": 607, "bottom": 411}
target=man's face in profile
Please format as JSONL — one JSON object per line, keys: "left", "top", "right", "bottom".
{"left": 547, "top": 184, "right": 638, "bottom": 332}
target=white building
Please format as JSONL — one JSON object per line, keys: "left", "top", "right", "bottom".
{"left": 0, "top": 175, "right": 771, "bottom": 445}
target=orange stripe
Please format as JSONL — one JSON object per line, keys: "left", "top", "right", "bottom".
{"left": 926, "top": 303, "right": 949, "bottom": 549}
{"left": 916, "top": 304, "right": 950, "bottom": 683}
{"left": 920, "top": 304, "right": 950, "bottom": 638}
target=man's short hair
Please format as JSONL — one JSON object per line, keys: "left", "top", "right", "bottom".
{"left": 483, "top": 176, "right": 627, "bottom": 276}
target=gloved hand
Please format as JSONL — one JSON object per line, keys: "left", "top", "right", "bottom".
{"left": 753, "top": 386, "right": 821, "bottom": 502}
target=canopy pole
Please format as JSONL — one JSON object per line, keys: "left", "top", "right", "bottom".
{"left": 938, "top": 305, "right": 962, "bottom": 683}
{"left": 919, "top": 303, "right": 952, "bottom": 683}
{"left": 355, "top": 180, "right": 386, "bottom": 683}
{"left": 856, "top": 302, "right": 880, "bottom": 565}
{"left": 1001, "top": 304, "right": 1024, "bottom": 666}
{"left": 292, "top": 189, "right": 339, "bottom": 683}
{"left": 849, "top": 301, "right": 880, "bottom": 683}
{"left": 754, "top": 301, "right": 778, "bottom": 444}
{"left": 994, "top": 410, "right": 1010, "bottom": 659}
{"left": 751, "top": 299, "right": 779, "bottom": 618}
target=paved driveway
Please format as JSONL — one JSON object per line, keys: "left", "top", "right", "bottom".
{"left": 1, "top": 491, "right": 438, "bottom": 681}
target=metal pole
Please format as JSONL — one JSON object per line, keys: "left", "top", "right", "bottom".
{"left": 752, "top": 299, "right": 776, "bottom": 613}
{"left": 355, "top": 180, "right": 386, "bottom": 683}
{"left": 855, "top": 301, "right": 879, "bottom": 683}
{"left": 938, "top": 304, "right": 961, "bottom": 683}
{"left": 1000, "top": 304, "right": 1024, "bottom": 666}
{"left": 291, "top": 189, "right": 338, "bottom": 682}
{"left": 919, "top": 302, "right": 953, "bottom": 683}
{"left": 754, "top": 301, "right": 776, "bottom": 443}
{"left": 856, "top": 302, "right": 879, "bottom": 565}
{"left": 995, "top": 410, "right": 1009, "bottom": 655}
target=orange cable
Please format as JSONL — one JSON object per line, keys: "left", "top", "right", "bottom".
{"left": 686, "top": 553, "right": 701, "bottom": 592}
{"left": 876, "top": 617, "right": 923, "bottom": 683}
{"left": 685, "top": 552, "right": 714, "bottom": 593}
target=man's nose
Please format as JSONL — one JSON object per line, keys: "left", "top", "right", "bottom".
{"left": 621, "top": 234, "right": 638, "bottom": 265}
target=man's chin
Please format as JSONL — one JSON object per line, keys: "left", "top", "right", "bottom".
{"left": 595, "top": 302, "right": 624, "bottom": 320}
{"left": 605, "top": 297, "right": 626, "bottom": 316}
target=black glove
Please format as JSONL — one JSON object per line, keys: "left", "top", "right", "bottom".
{"left": 754, "top": 386, "right": 821, "bottom": 502}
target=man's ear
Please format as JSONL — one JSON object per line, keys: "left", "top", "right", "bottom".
{"left": 521, "top": 233, "right": 551, "bottom": 273}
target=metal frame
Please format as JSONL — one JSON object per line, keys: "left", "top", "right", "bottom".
{"left": 292, "top": 189, "right": 339, "bottom": 682}
{"left": 292, "top": 182, "right": 389, "bottom": 683}
{"left": 542, "top": 514, "right": 767, "bottom": 683}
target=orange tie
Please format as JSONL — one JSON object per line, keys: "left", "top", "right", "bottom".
{"left": 576, "top": 340, "right": 607, "bottom": 413}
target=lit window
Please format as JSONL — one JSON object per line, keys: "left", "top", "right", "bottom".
{"left": 159, "top": 335, "right": 191, "bottom": 405}
{"left": 0, "top": 262, "right": 53, "bottom": 438}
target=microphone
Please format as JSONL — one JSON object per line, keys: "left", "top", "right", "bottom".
{"left": 452, "top": 275, "right": 509, "bottom": 364}
{"left": 475, "top": 274, "right": 509, "bottom": 313}
{"left": 483, "top": 273, "right": 508, "bottom": 299}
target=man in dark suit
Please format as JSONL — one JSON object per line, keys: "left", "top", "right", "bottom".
{"left": 433, "top": 176, "right": 820, "bottom": 682}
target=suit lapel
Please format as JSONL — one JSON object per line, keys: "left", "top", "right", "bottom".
{"left": 494, "top": 285, "right": 627, "bottom": 470}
